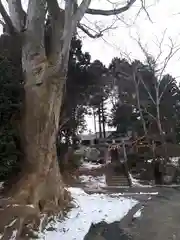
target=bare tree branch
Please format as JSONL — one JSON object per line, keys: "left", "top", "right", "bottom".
{"left": 78, "top": 18, "right": 117, "bottom": 39}
{"left": 59, "top": 0, "right": 74, "bottom": 69}
{"left": 140, "top": 0, "right": 153, "bottom": 22}
{"left": 86, "top": 0, "right": 136, "bottom": 16}
{"left": 78, "top": 23, "right": 103, "bottom": 38}
{"left": 0, "top": 0, "right": 16, "bottom": 34}
{"left": 132, "top": 33, "right": 176, "bottom": 160}
{"left": 0, "top": 18, "right": 5, "bottom": 26}
{"left": 79, "top": 13, "right": 118, "bottom": 38}
{"left": 46, "top": 0, "right": 63, "bottom": 62}
{"left": 58, "top": 0, "right": 91, "bottom": 71}
{"left": 8, "top": 0, "right": 26, "bottom": 31}
{"left": 138, "top": 73, "right": 156, "bottom": 105}
{"left": 132, "top": 66, "right": 148, "bottom": 136}
{"left": 135, "top": 32, "right": 180, "bottom": 84}
{"left": 153, "top": 29, "right": 167, "bottom": 63}
{"left": 143, "top": 106, "right": 157, "bottom": 120}
{"left": 157, "top": 38, "right": 180, "bottom": 81}
{"left": 64, "top": 0, "right": 74, "bottom": 38}
{"left": 73, "top": 0, "right": 91, "bottom": 24}
{"left": 135, "top": 34, "right": 150, "bottom": 62}
{"left": 26, "top": 0, "right": 47, "bottom": 57}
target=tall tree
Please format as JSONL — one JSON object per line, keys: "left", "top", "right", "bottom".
{"left": 109, "top": 58, "right": 139, "bottom": 134}
{"left": 88, "top": 60, "right": 109, "bottom": 137}
{"left": 59, "top": 36, "right": 91, "bottom": 144}
{"left": 109, "top": 57, "right": 180, "bottom": 151}
{"left": 0, "top": 0, "right": 138, "bottom": 237}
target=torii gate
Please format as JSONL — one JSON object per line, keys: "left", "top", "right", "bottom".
{"left": 103, "top": 135, "right": 155, "bottom": 187}
{"left": 107, "top": 140, "right": 132, "bottom": 186}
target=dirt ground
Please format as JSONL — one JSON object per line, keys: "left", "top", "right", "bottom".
{"left": 62, "top": 163, "right": 109, "bottom": 185}
{"left": 130, "top": 187, "right": 180, "bottom": 240}
{"left": 84, "top": 187, "right": 180, "bottom": 240}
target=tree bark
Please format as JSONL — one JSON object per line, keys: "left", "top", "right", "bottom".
{"left": 101, "top": 101, "right": 106, "bottom": 138}
{"left": 98, "top": 106, "right": 102, "bottom": 138}
{"left": 156, "top": 99, "right": 168, "bottom": 176}
{"left": 122, "top": 141, "right": 132, "bottom": 187}
{"left": 133, "top": 70, "right": 156, "bottom": 162}
{"left": 93, "top": 108, "right": 97, "bottom": 139}
{"left": 16, "top": 74, "right": 64, "bottom": 199}
{"left": 0, "top": 61, "right": 70, "bottom": 239}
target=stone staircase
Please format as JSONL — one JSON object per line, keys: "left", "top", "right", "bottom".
{"left": 106, "top": 174, "right": 130, "bottom": 186}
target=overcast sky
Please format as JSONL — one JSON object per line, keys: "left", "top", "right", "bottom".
{"left": 81, "top": 0, "right": 180, "bottom": 76}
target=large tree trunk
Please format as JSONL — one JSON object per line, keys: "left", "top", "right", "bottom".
{"left": 16, "top": 73, "right": 65, "bottom": 201}
{"left": 98, "top": 107, "right": 102, "bottom": 138}
{"left": 0, "top": 66, "right": 70, "bottom": 238}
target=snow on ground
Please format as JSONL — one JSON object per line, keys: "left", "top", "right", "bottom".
{"left": 129, "top": 173, "right": 152, "bottom": 187}
{"left": 147, "top": 159, "right": 153, "bottom": 163}
{"left": 110, "top": 192, "right": 158, "bottom": 196}
{"left": 80, "top": 161, "right": 105, "bottom": 169}
{"left": 147, "top": 157, "right": 180, "bottom": 166}
{"left": 40, "top": 187, "right": 138, "bottom": 240}
{"left": 170, "top": 157, "right": 180, "bottom": 166}
{"left": 79, "top": 175, "right": 106, "bottom": 189}
{"left": 133, "top": 207, "right": 144, "bottom": 218}
{"left": 129, "top": 173, "right": 144, "bottom": 187}
{"left": 9, "top": 230, "right": 18, "bottom": 240}
{"left": 0, "top": 182, "right": 4, "bottom": 189}
{"left": 79, "top": 172, "right": 153, "bottom": 189}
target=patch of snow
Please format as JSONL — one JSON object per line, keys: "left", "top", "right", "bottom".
{"left": 6, "top": 219, "right": 17, "bottom": 228}
{"left": 146, "top": 157, "right": 180, "bottom": 166}
{"left": 138, "top": 192, "right": 158, "bottom": 195}
{"left": 170, "top": 157, "right": 180, "bottom": 166}
{"left": 40, "top": 187, "right": 137, "bottom": 240}
{"left": 9, "top": 230, "right": 18, "bottom": 240}
{"left": 79, "top": 175, "right": 106, "bottom": 189}
{"left": 110, "top": 192, "right": 158, "bottom": 196}
{"left": 129, "top": 173, "right": 143, "bottom": 186}
{"left": 27, "top": 204, "right": 35, "bottom": 208}
{"left": 39, "top": 214, "right": 47, "bottom": 232}
{"left": 147, "top": 159, "right": 153, "bottom": 163}
{"left": 129, "top": 173, "right": 152, "bottom": 187}
{"left": 133, "top": 207, "right": 144, "bottom": 218}
{"left": 0, "top": 182, "right": 4, "bottom": 189}
{"left": 80, "top": 162, "right": 104, "bottom": 169}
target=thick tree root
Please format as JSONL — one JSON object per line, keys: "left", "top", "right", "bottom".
{"left": 0, "top": 188, "right": 71, "bottom": 239}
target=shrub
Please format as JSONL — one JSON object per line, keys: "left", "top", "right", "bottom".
{"left": 0, "top": 46, "right": 23, "bottom": 181}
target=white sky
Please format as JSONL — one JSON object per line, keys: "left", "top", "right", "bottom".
{"left": 1, "top": 0, "right": 180, "bottom": 134}
{"left": 82, "top": 0, "right": 180, "bottom": 77}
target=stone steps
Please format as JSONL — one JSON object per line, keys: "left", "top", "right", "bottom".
{"left": 107, "top": 175, "right": 129, "bottom": 186}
